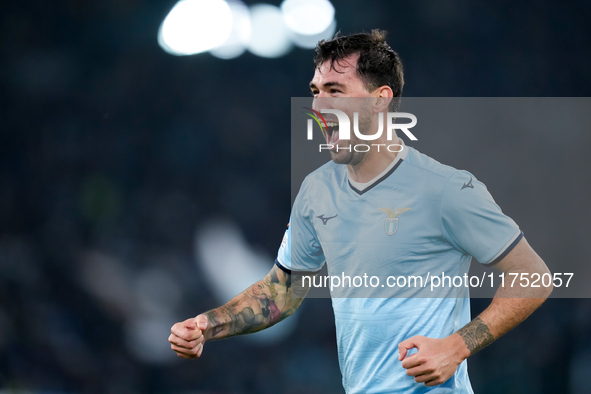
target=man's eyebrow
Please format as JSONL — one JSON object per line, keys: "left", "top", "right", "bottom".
{"left": 309, "top": 81, "right": 346, "bottom": 90}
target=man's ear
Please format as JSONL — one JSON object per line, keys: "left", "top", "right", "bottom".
{"left": 372, "top": 85, "right": 393, "bottom": 113}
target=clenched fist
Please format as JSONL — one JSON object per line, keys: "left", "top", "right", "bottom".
{"left": 169, "top": 315, "right": 209, "bottom": 359}
{"left": 398, "top": 334, "right": 469, "bottom": 387}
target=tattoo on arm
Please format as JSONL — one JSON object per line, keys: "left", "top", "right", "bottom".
{"left": 270, "top": 267, "right": 292, "bottom": 290}
{"left": 457, "top": 317, "right": 495, "bottom": 355}
{"left": 204, "top": 265, "right": 305, "bottom": 340}
{"left": 204, "top": 310, "right": 224, "bottom": 338}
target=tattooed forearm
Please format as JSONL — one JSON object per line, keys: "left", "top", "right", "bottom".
{"left": 457, "top": 317, "right": 495, "bottom": 355}
{"left": 270, "top": 267, "right": 292, "bottom": 290}
{"left": 203, "top": 265, "right": 308, "bottom": 340}
{"left": 204, "top": 310, "right": 224, "bottom": 339}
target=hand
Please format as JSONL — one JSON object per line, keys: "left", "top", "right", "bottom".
{"left": 169, "top": 315, "right": 209, "bottom": 359}
{"left": 398, "top": 334, "right": 469, "bottom": 387}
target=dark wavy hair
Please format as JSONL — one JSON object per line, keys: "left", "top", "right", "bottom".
{"left": 314, "top": 29, "right": 404, "bottom": 111}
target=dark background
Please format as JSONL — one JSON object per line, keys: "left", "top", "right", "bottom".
{"left": 1, "top": 0, "right": 590, "bottom": 393}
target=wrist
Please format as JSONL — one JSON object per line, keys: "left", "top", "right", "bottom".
{"left": 198, "top": 312, "right": 217, "bottom": 341}
{"left": 449, "top": 332, "right": 471, "bottom": 362}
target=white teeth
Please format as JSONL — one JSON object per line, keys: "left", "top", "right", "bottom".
{"left": 325, "top": 121, "right": 338, "bottom": 127}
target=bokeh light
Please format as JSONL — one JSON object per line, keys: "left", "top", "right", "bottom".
{"left": 158, "top": 0, "right": 337, "bottom": 58}
{"left": 281, "top": 0, "right": 335, "bottom": 36}
{"left": 289, "top": 18, "right": 337, "bottom": 49}
{"left": 210, "top": 0, "right": 252, "bottom": 59}
{"left": 247, "top": 4, "right": 292, "bottom": 58}
{"left": 158, "top": 0, "right": 233, "bottom": 56}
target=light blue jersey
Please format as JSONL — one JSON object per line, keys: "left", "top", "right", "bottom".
{"left": 276, "top": 145, "right": 522, "bottom": 393}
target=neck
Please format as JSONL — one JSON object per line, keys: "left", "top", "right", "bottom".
{"left": 347, "top": 136, "right": 401, "bottom": 183}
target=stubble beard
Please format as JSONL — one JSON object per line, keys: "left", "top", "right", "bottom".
{"left": 329, "top": 141, "right": 365, "bottom": 166}
{"left": 329, "top": 109, "right": 372, "bottom": 167}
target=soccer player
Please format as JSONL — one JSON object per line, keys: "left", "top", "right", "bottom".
{"left": 169, "top": 30, "right": 552, "bottom": 393}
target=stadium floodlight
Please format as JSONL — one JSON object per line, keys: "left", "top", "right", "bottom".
{"left": 247, "top": 4, "right": 292, "bottom": 58}
{"left": 210, "top": 0, "right": 251, "bottom": 59}
{"left": 158, "top": 0, "right": 233, "bottom": 56}
{"left": 289, "top": 18, "right": 336, "bottom": 49}
{"left": 280, "top": 0, "right": 335, "bottom": 36}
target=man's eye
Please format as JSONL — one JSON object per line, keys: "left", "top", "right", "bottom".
{"left": 330, "top": 89, "right": 341, "bottom": 94}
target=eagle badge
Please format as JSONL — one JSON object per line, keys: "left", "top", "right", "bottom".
{"left": 378, "top": 207, "right": 412, "bottom": 235}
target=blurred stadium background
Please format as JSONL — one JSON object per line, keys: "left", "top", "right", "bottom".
{"left": 1, "top": 0, "right": 591, "bottom": 393}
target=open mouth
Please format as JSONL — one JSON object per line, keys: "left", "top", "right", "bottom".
{"left": 304, "top": 107, "right": 341, "bottom": 146}
{"left": 324, "top": 121, "right": 340, "bottom": 144}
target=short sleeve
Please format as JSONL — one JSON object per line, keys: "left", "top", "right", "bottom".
{"left": 441, "top": 171, "right": 522, "bottom": 266}
{"left": 275, "top": 182, "right": 325, "bottom": 273}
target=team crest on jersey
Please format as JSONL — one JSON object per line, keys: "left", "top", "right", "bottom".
{"left": 378, "top": 207, "right": 412, "bottom": 235}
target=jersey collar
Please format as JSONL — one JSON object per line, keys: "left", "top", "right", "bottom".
{"left": 347, "top": 140, "right": 408, "bottom": 195}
